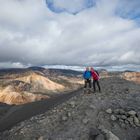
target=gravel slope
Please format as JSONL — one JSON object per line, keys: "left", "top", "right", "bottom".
{"left": 0, "top": 89, "right": 82, "bottom": 132}
{"left": 0, "top": 77, "right": 140, "bottom": 140}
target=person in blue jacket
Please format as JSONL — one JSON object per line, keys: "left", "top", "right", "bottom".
{"left": 83, "top": 67, "right": 92, "bottom": 88}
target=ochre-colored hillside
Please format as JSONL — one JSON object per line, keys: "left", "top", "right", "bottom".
{"left": 122, "top": 72, "right": 140, "bottom": 84}
{"left": 0, "top": 72, "right": 65, "bottom": 105}
{"left": 16, "top": 72, "right": 65, "bottom": 91}
{"left": 0, "top": 86, "right": 49, "bottom": 105}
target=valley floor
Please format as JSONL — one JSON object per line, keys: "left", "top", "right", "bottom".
{"left": 0, "top": 77, "right": 140, "bottom": 140}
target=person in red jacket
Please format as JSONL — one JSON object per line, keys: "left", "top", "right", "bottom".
{"left": 91, "top": 67, "right": 101, "bottom": 92}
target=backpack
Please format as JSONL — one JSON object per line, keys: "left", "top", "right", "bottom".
{"left": 83, "top": 71, "right": 91, "bottom": 79}
{"left": 95, "top": 70, "right": 99, "bottom": 76}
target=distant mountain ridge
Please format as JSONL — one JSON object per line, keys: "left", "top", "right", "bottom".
{"left": 0, "top": 67, "right": 139, "bottom": 105}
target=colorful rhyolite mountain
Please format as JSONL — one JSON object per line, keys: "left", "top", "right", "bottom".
{"left": 0, "top": 68, "right": 82, "bottom": 105}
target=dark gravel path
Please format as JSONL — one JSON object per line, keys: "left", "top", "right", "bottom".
{"left": 0, "top": 89, "right": 82, "bottom": 132}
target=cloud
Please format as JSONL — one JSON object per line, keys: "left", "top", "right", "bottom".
{"left": 116, "top": 0, "right": 140, "bottom": 20}
{"left": 46, "top": 0, "right": 95, "bottom": 14}
{"left": 0, "top": 0, "right": 140, "bottom": 70}
{"left": 0, "top": 62, "right": 26, "bottom": 69}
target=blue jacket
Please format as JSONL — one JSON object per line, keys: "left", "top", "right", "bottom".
{"left": 83, "top": 71, "right": 91, "bottom": 79}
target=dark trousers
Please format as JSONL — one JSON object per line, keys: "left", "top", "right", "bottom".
{"left": 84, "top": 79, "right": 91, "bottom": 88}
{"left": 93, "top": 80, "right": 101, "bottom": 92}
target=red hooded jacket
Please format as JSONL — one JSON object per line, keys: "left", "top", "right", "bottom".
{"left": 91, "top": 69, "right": 99, "bottom": 80}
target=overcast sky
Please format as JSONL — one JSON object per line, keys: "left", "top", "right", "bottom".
{"left": 0, "top": 0, "right": 140, "bottom": 70}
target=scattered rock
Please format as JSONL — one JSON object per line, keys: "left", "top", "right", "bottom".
{"left": 113, "top": 109, "right": 120, "bottom": 114}
{"left": 67, "top": 112, "right": 71, "bottom": 117}
{"left": 124, "top": 120, "right": 129, "bottom": 125}
{"left": 52, "top": 109, "right": 57, "bottom": 113}
{"left": 63, "top": 107, "right": 67, "bottom": 110}
{"left": 20, "top": 130, "right": 24, "bottom": 134}
{"left": 98, "top": 125, "right": 120, "bottom": 140}
{"left": 121, "top": 115, "right": 127, "bottom": 120}
{"left": 61, "top": 116, "right": 68, "bottom": 121}
{"left": 127, "top": 117, "right": 134, "bottom": 124}
{"left": 106, "top": 131, "right": 120, "bottom": 140}
{"left": 134, "top": 117, "right": 140, "bottom": 126}
{"left": 69, "top": 101, "right": 76, "bottom": 108}
{"left": 107, "top": 108, "right": 140, "bottom": 128}
{"left": 106, "top": 109, "right": 112, "bottom": 114}
{"left": 89, "top": 104, "right": 95, "bottom": 109}
{"left": 111, "top": 115, "right": 117, "bottom": 121}
{"left": 119, "top": 119, "right": 124, "bottom": 123}
{"left": 128, "top": 110, "right": 136, "bottom": 116}
{"left": 82, "top": 118, "right": 88, "bottom": 124}
{"left": 127, "top": 117, "right": 134, "bottom": 126}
